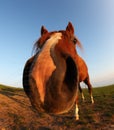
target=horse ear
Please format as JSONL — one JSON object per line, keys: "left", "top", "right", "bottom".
{"left": 41, "top": 26, "right": 48, "bottom": 35}
{"left": 66, "top": 22, "right": 74, "bottom": 34}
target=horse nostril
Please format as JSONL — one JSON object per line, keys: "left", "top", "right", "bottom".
{"left": 64, "top": 56, "right": 78, "bottom": 91}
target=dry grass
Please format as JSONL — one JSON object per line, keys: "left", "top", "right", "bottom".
{"left": 0, "top": 84, "right": 114, "bottom": 130}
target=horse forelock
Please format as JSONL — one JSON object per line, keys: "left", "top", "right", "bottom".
{"left": 34, "top": 31, "right": 59, "bottom": 53}
{"left": 41, "top": 32, "right": 62, "bottom": 54}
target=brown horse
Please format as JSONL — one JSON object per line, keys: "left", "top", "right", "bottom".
{"left": 35, "top": 26, "right": 94, "bottom": 104}
{"left": 75, "top": 53, "right": 94, "bottom": 104}
{"left": 23, "top": 22, "right": 80, "bottom": 120}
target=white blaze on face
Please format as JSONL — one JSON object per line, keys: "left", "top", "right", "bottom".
{"left": 31, "top": 32, "right": 62, "bottom": 103}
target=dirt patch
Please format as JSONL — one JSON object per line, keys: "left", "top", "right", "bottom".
{"left": 0, "top": 85, "right": 114, "bottom": 130}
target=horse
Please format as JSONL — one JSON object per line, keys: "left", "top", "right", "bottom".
{"left": 23, "top": 22, "right": 80, "bottom": 120}
{"left": 75, "top": 53, "right": 94, "bottom": 104}
{"left": 35, "top": 26, "right": 94, "bottom": 104}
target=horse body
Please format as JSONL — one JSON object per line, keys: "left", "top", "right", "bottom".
{"left": 76, "top": 55, "right": 88, "bottom": 82}
{"left": 23, "top": 22, "right": 79, "bottom": 119}
{"left": 75, "top": 53, "right": 94, "bottom": 103}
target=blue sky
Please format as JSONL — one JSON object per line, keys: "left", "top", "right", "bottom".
{"left": 0, "top": 0, "right": 114, "bottom": 87}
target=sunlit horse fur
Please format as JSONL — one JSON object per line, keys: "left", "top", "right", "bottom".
{"left": 36, "top": 25, "right": 94, "bottom": 104}
{"left": 71, "top": 36, "right": 94, "bottom": 103}
{"left": 23, "top": 22, "right": 80, "bottom": 120}
{"left": 75, "top": 52, "right": 94, "bottom": 104}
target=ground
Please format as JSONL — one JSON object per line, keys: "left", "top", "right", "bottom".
{"left": 0, "top": 84, "right": 114, "bottom": 130}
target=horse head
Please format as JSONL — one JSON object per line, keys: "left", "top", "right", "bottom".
{"left": 23, "top": 22, "right": 79, "bottom": 119}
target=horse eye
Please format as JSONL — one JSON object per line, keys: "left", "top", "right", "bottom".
{"left": 73, "top": 38, "right": 77, "bottom": 44}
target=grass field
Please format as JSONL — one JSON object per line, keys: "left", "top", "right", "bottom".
{"left": 0, "top": 84, "right": 114, "bottom": 130}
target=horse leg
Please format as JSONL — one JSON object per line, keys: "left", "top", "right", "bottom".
{"left": 75, "top": 97, "right": 79, "bottom": 120}
{"left": 79, "top": 83, "right": 85, "bottom": 102}
{"left": 84, "top": 77, "right": 94, "bottom": 104}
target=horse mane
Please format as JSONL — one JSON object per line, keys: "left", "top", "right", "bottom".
{"left": 32, "top": 40, "right": 41, "bottom": 55}
{"left": 33, "top": 31, "right": 58, "bottom": 55}
{"left": 74, "top": 36, "right": 83, "bottom": 51}
{"left": 32, "top": 25, "right": 83, "bottom": 55}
